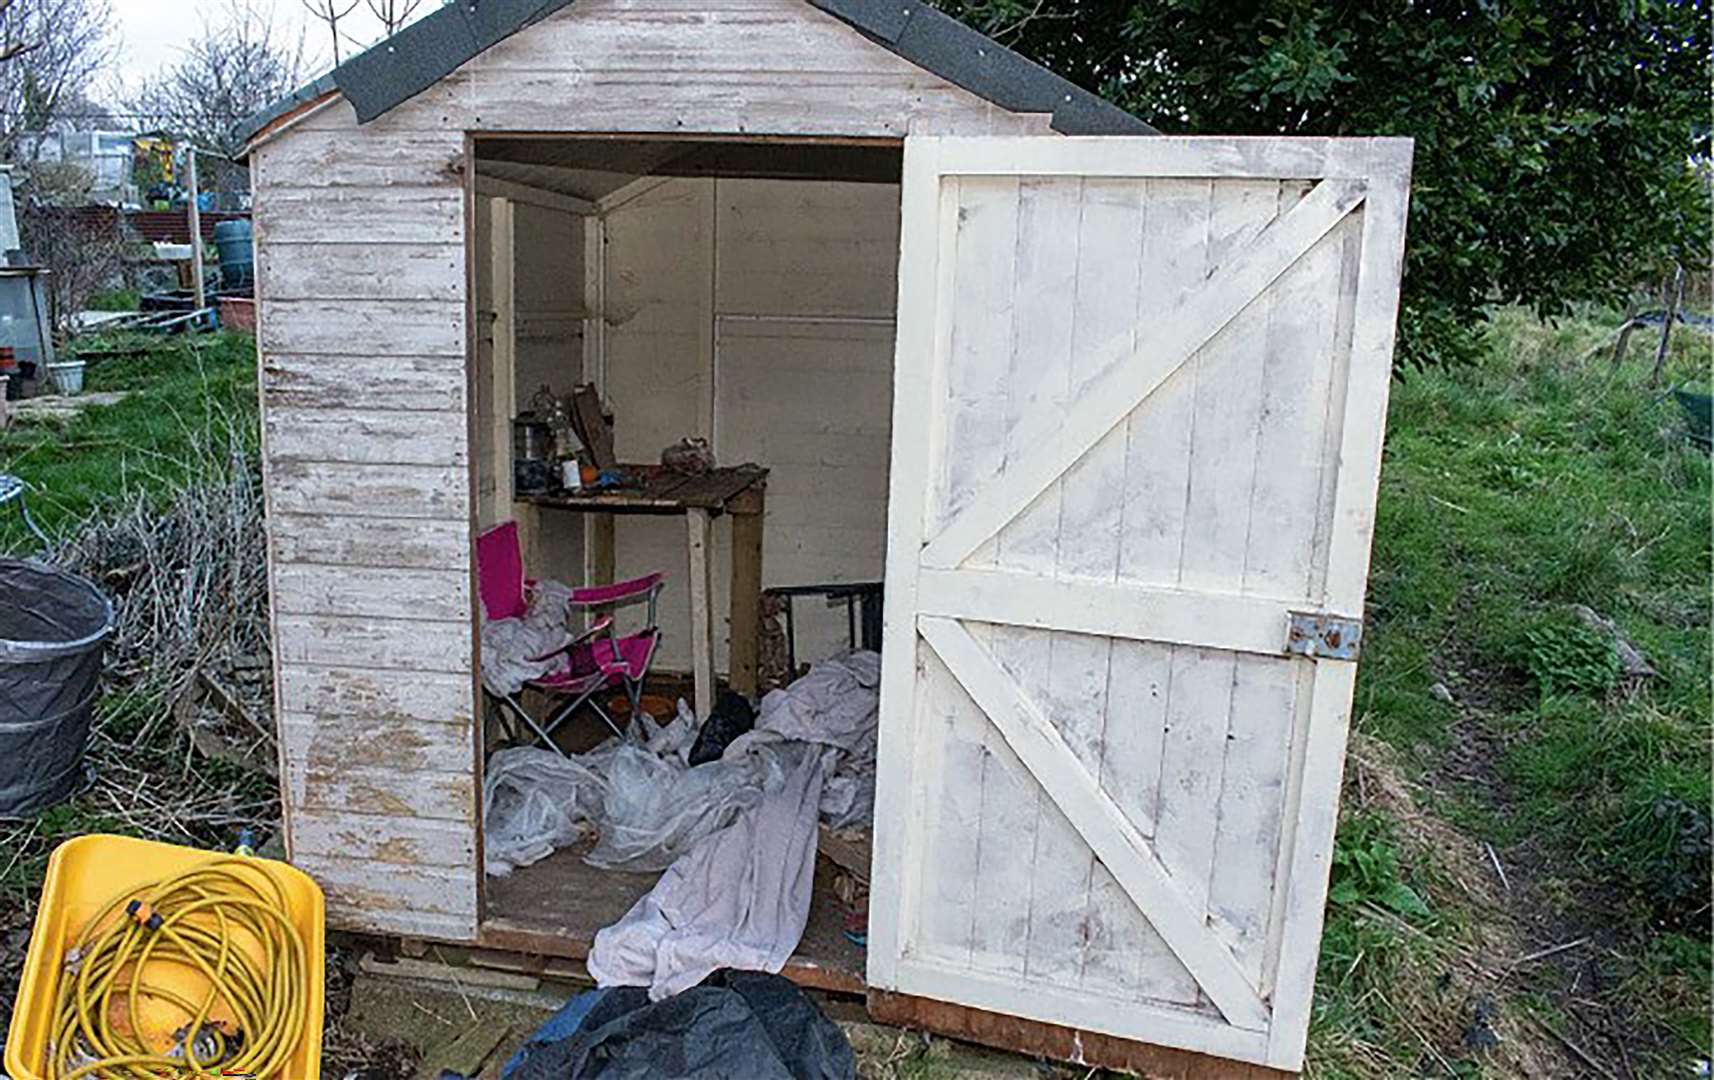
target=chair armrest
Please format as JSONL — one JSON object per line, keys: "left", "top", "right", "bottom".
{"left": 572, "top": 573, "right": 665, "bottom": 607}
{"left": 526, "top": 615, "right": 614, "bottom": 663}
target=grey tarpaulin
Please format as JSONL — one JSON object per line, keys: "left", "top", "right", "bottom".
{"left": 0, "top": 559, "right": 114, "bottom": 817}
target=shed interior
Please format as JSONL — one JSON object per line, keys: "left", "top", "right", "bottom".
{"left": 470, "top": 135, "right": 904, "bottom": 987}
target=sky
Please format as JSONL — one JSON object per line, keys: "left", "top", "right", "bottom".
{"left": 106, "top": 0, "right": 426, "bottom": 91}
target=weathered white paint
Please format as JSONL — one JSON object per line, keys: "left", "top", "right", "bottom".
{"left": 263, "top": 353, "right": 465, "bottom": 413}
{"left": 868, "top": 136, "right": 1412, "bottom": 1070}
{"left": 285, "top": 760, "right": 475, "bottom": 823}
{"left": 276, "top": 664, "right": 475, "bottom": 724}
{"left": 254, "top": 0, "right": 1033, "bottom": 946}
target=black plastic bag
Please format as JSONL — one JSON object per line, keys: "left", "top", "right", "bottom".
{"left": 687, "top": 691, "right": 756, "bottom": 767}
{"left": 509, "top": 970, "right": 855, "bottom": 1080}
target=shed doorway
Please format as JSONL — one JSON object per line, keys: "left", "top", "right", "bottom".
{"left": 469, "top": 135, "right": 903, "bottom": 991}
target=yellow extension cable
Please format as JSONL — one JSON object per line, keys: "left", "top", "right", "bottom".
{"left": 46, "top": 857, "right": 310, "bottom": 1080}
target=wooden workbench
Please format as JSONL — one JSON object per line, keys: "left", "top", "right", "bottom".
{"left": 518, "top": 464, "right": 767, "bottom": 717}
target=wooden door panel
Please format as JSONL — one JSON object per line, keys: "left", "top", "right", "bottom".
{"left": 872, "top": 135, "right": 1412, "bottom": 1070}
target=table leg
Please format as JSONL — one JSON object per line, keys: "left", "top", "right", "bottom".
{"left": 588, "top": 511, "right": 615, "bottom": 586}
{"left": 728, "top": 502, "right": 764, "bottom": 699}
{"left": 686, "top": 508, "right": 714, "bottom": 719}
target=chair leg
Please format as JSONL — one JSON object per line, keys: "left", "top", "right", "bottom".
{"left": 538, "top": 682, "right": 628, "bottom": 745}
{"left": 501, "top": 693, "right": 566, "bottom": 757}
{"left": 587, "top": 697, "right": 627, "bottom": 742}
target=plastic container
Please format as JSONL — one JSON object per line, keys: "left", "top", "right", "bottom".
{"left": 0, "top": 560, "right": 114, "bottom": 818}
{"left": 213, "top": 218, "right": 255, "bottom": 290}
{"left": 4, "top": 835, "right": 326, "bottom": 1080}
{"left": 609, "top": 692, "right": 677, "bottom": 726}
{"left": 45, "top": 359, "right": 84, "bottom": 395}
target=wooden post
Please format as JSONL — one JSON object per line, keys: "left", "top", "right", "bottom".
{"left": 186, "top": 148, "right": 205, "bottom": 310}
{"left": 1651, "top": 263, "right": 1685, "bottom": 388}
{"left": 686, "top": 508, "right": 714, "bottom": 719}
{"left": 1610, "top": 295, "right": 1639, "bottom": 370}
{"left": 727, "top": 482, "right": 765, "bottom": 698}
{"left": 588, "top": 513, "right": 615, "bottom": 586}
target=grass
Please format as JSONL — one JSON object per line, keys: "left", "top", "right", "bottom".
{"left": 2, "top": 314, "right": 1707, "bottom": 1077}
{"left": 1308, "top": 305, "right": 1712, "bottom": 1076}
{"left": 86, "top": 288, "right": 142, "bottom": 311}
{"left": 0, "top": 332, "right": 257, "bottom": 552}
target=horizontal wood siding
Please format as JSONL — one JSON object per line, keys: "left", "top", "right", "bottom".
{"left": 263, "top": 354, "right": 465, "bottom": 413}
{"left": 257, "top": 0, "right": 1058, "bottom": 943}
{"left": 269, "top": 513, "right": 469, "bottom": 568}
{"left": 254, "top": 117, "right": 478, "bottom": 940}
{"left": 286, "top": 759, "right": 475, "bottom": 822}
{"left": 258, "top": 243, "right": 465, "bottom": 302}
{"left": 268, "top": 460, "right": 469, "bottom": 520}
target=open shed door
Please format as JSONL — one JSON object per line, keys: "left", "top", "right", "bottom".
{"left": 868, "top": 136, "right": 1411, "bottom": 1071}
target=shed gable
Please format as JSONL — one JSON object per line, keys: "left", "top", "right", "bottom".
{"left": 242, "top": 0, "right": 1148, "bottom": 145}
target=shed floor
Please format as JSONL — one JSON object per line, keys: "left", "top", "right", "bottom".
{"left": 484, "top": 838, "right": 868, "bottom": 994}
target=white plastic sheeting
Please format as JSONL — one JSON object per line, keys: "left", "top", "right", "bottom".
{"left": 483, "top": 702, "right": 766, "bottom": 877}
{"left": 483, "top": 651, "right": 884, "bottom": 995}
{"left": 483, "top": 745, "right": 608, "bottom": 875}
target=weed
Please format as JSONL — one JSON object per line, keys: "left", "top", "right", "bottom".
{"left": 0, "top": 332, "right": 256, "bottom": 552}
{"left": 1337, "top": 303, "right": 1711, "bottom": 1073}
{"left": 1513, "top": 613, "right": 1619, "bottom": 699}
{"left": 1612, "top": 794, "right": 1713, "bottom": 924}
{"left": 1329, "top": 812, "right": 1435, "bottom": 921}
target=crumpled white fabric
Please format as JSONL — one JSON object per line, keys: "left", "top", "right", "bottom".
{"left": 490, "top": 651, "right": 886, "bottom": 994}
{"left": 586, "top": 741, "right": 831, "bottom": 1000}
{"left": 479, "top": 580, "right": 576, "bottom": 696}
{"left": 725, "top": 650, "right": 881, "bottom": 828}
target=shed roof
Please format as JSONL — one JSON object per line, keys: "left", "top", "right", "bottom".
{"left": 237, "top": 0, "right": 1151, "bottom": 147}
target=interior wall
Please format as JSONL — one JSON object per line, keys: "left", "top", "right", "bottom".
{"left": 473, "top": 193, "right": 589, "bottom": 584}
{"left": 601, "top": 175, "right": 900, "bottom": 674}
{"left": 514, "top": 201, "right": 588, "bottom": 584}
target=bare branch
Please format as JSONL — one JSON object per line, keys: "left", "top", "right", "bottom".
{"left": 132, "top": 0, "right": 306, "bottom": 159}
{"left": 301, "top": 0, "right": 361, "bottom": 64}
{"left": 365, "top": 0, "right": 424, "bottom": 36}
{"left": 0, "top": 0, "right": 116, "bottom": 163}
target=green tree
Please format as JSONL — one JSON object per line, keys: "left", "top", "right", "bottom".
{"left": 943, "top": 0, "right": 1711, "bottom": 366}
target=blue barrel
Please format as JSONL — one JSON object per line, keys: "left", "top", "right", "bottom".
{"left": 213, "top": 219, "right": 255, "bottom": 291}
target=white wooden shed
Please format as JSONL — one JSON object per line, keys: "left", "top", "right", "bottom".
{"left": 241, "top": 1, "right": 1411, "bottom": 1072}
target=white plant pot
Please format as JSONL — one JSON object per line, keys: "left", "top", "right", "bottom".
{"left": 46, "top": 360, "right": 86, "bottom": 396}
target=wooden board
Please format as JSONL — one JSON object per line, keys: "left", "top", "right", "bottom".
{"left": 868, "top": 136, "right": 1412, "bottom": 1072}
{"left": 520, "top": 464, "right": 766, "bottom": 512}
{"left": 868, "top": 991, "right": 1297, "bottom": 1080}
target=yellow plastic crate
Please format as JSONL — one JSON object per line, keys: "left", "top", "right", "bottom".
{"left": 4, "top": 834, "right": 325, "bottom": 1080}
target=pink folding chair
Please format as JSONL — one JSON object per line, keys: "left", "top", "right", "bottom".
{"left": 477, "top": 521, "right": 665, "bottom": 752}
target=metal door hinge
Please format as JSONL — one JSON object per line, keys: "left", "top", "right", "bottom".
{"left": 1286, "top": 611, "right": 1363, "bottom": 660}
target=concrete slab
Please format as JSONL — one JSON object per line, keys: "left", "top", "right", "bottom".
{"left": 9, "top": 391, "right": 128, "bottom": 422}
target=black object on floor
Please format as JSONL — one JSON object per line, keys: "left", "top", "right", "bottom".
{"left": 687, "top": 690, "right": 756, "bottom": 766}
{"left": 509, "top": 969, "right": 855, "bottom": 1080}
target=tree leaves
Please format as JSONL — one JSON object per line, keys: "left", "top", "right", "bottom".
{"left": 936, "top": 0, "right": 1712, "bottom": 368}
